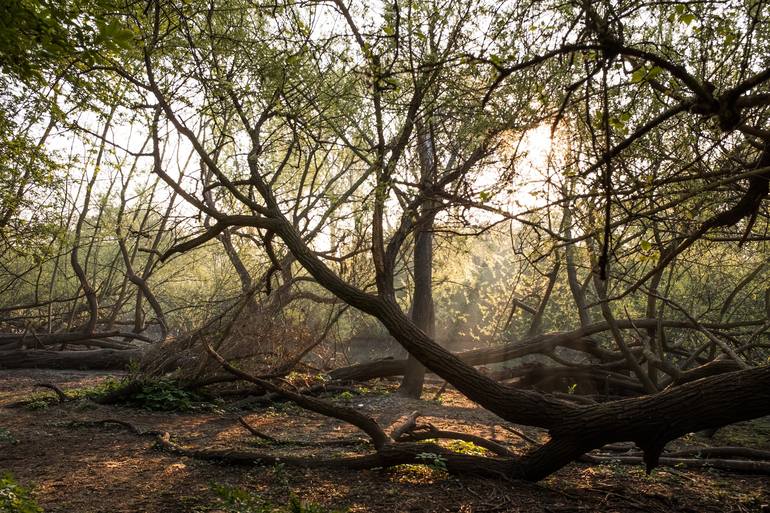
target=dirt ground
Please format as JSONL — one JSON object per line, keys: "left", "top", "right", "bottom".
{"left": 1, "top": 369, "right": 768, "bottom": 513}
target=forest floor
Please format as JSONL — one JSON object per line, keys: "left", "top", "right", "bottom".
{"left": 1, "top": 369, "right": 769, "bottom": 513}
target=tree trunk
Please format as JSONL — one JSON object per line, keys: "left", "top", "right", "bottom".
{"left": 398, "top": 223, "right": 435, "bottom": 397}
{"left": 0, "top": 349, "right": 142, "bottom": 370}
{"left": 398, "top": 120, "right": 436, "bottom": 398}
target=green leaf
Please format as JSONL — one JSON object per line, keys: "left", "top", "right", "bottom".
{"left": 631, "top": 67, "right": 646, "bottom": 83}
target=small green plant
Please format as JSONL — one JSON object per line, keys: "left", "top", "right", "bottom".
{"left": 287, "top": 494, "right": 344, "bottom": 513}
{"left": 0, "top": 428, "right": 17, "bottom": 445}
{"left": 335, "top": 391, "right": 354, "bottom": 401}
{"left": 211, "top": 483, "right": 269, "bottom": 513}
{"left": 444, "top": 439, "right": 487, "bottom": 456}
{"left": 271, "top": 462, "right": 290, "bottom": 490}
{"left": 567, "top": 383, "right": 578, "bottom": 395}
{"left": 69, "top": 378, "right": 124, "bottom": 400}
{"left": 0, "top": 473, "right": 43, "bottom": 513}
{"left": 23, "top": 378, "right": 124, "bottom": 410}
{"left": 126, "top": 359, "right": 141, "bottom": 377}
{"left": 416, "top": 452, "right": 448, "bottom": 472}
{"left": 23, "top": 395, "right": 52, "bottom": 411}
{"left": 210, "top": 484, "right": 344, "bottom": 513}
{"left": 98, "top": 378, "right": 208, "bottom": 412}
{"left": 130, "top": 379, "right": 198, "bottom": 411}
{"left": 272, "top": 401, "right": 301, "bottom": 414}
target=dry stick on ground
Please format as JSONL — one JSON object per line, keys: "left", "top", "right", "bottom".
{"left": 33, "top": 383, "right": 69, "bottom": 402}
{"left": 390, "top": 411, "right": 420, "bottom": 441}
{"left": 64, "top": 419, "right": 167, "bottom": 437}
{"left": 431, "top": 382, "right": 448, "bottom": 401}
{"left": 231, "top": 384, "right": 358, "bottom": 409}
{"left": 499, "top": 425, "right": 542, "bottom": 447}
{"left": 237, "top": 416, "right": 279, "bottom": 443}
{"left": 237, "top": 416, "right": 369, "bottom": 447}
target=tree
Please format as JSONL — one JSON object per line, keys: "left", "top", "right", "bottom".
{"left": 2, "top": 0, "right": 770, "bottom": 482}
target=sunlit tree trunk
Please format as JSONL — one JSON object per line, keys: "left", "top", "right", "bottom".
{"left": 399, "top": 121, "right": 436, "bottom": 398}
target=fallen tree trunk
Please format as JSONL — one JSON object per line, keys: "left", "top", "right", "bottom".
{"left": 581, "top": 453, "right": 770, "bottom": 473}
{"left": 0, "top": 330, "right": 154, "bottom": 346}
{"left": 0, "top": 338, "right": 137, "bottom": 351}
{"left": 0, "top": 348, "right": 143, "bottom": 370}
{"left": 329, "top": 317, "right": 758, "bottom": 381}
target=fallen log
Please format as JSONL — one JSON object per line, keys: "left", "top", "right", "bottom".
{"left": 0, "top": 330, "right": 155, "bottom": 346}
{"left": 582, "top": 453, "right": 770, "bottom": 474}
{"left": 0, "top": 348, "right": 143, "bottom": 370}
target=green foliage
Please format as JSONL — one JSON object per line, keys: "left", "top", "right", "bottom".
{"left": 69, "top": 378, "right": 124, "bottom": 400}
{"left": 0, "top": 0, "right": 75, "bottom": 82}
{"left": 415, "top": 452, "right": 448, "bottom": 472}
{"left": 334, "top": 391, "right": 354, "bottom": 401}
{"left": 129, "top": 379, "right": 198, "bottom": 411}
{"left": 287, "top": 495, "right": 344, "bottom": 513}
{"left": 0, "top": 428, "right": 16, "bottom": 445}
{"left": 0, "top": 473, "right": 42, "bottom": 513}
{"left": 211, "top": 483, "right": 268, "bottom": 513}
{"left": 443, "top": 439, "right": 487, "bottom": 456}
{"left": 22, "top": 395, "right": 52, "bottom": 411}
{"left": 23, "top": 377, "right": 211, "bottom": 412}
{"left": 210, "top": 484, "right": 344, "bottom": 513}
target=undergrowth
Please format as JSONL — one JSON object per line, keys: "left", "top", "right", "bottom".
{"left": 0, "top": 473, "right": 42, "bottom": 513}
{"left": 23, "top": 377, "right": 218, "bottom": 412}
{"left": 210, "top": 483, "right": 345, "bottom": 513}
{"left": 0, "top": 428, "right": 16, "bottom": 445}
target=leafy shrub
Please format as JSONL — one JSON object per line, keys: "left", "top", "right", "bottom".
{"left": 416, "top": 452, "right": 448, "bottom": 472}
{"left": 91, "top": 378, "right": 209, "bottom": 412}
{"left": 0, "top": 473, "right": 42, "bottom": 513}
{"left": 128, "top": 379, "right": 199, "bottom": 411}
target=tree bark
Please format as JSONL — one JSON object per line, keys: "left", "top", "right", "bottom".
{"left": 398, "top": 120, "right": 437, "bottom": 398}
{"left": 0, "top": 349, "right": 142, "bottom": 370}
